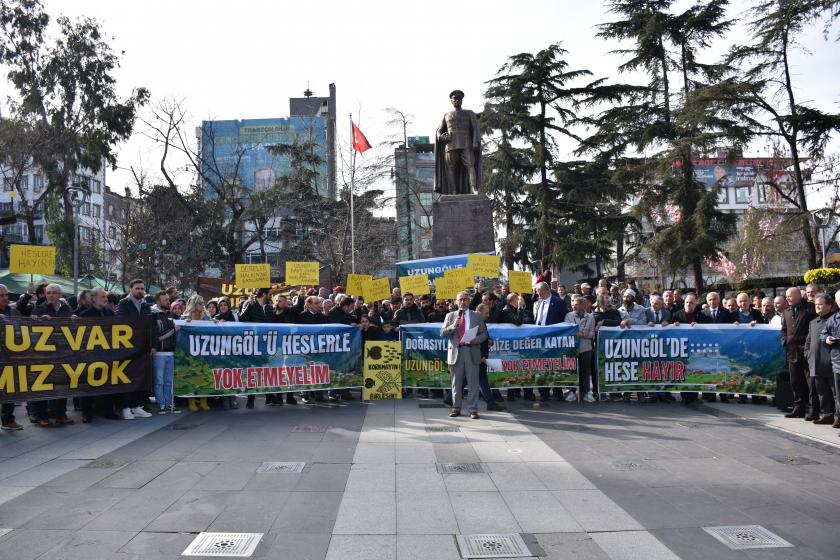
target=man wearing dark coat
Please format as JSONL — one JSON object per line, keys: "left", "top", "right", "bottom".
{"left": 804, "top": 293, "right": 836, "bottom": 423}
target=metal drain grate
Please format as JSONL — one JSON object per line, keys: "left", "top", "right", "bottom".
{"left": 292, "top": 424, "right": 328, "bottom": 433}
{"left": 610, "top": 459, "right": 657, "bottom": 471}
{"left": 702, "top": 525, "right": 793, "bottom": 550}
{"left": 182, "top": 532, "right": 263, "bottom": 557}
{"left": 172, "top": 423, "right": 198, "bottom": 431}
{"left": 255, "top": 462, "right": 306, "bottom": 474}
{"left": 437, "top": 462, "right": 488, "bottom": 474}
{"left": 456, "top": 533, "right": 531, "bottom": 558}
{"left": 425, "top": 425, "right": 461, "bottom": 432}
{"left": 82, "top": 458, "right": 131, "bottom": 469}
{"left": 767, "top": 455, "right": 821, "bottom": 465}
{"left": 419, "top": 403, "right": 447, "bottom": 408}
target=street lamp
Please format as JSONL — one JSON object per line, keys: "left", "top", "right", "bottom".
{"left": 67, "top": 186, "right": 89, "bottom": 297}
{"left": 812, "top": 209, "right": 831, "bottom": 269}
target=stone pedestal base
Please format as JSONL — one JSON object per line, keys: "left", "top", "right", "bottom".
{"left": 432, "top": 194, "right": 495, "bottom": 257}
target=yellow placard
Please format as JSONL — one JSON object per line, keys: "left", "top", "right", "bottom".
{"left": 467, "top": 253, "right": 500, "bottom": 278}
{"left": 399, "top": 274, "right": 430, "bottom": 296}
{"left": 235, "top": 264, "right": 271, "bottom": 289}
{"left": 362, "top": 341, "right": 402, "bottom": 401}
{"left": 508, "top": 270, "right": 533, "bottom": 294}
{"left": 285, "top": 261, "right": 320, "bottom": 286}
{"left": 434, "top": 276, "right": 460, "bottom": 300}
{"left": 444, "top": 267, "right": 473, "bottom": 289}
{"left": 362, "top": 276, "right": 391, "bottom": 302}
{"left": 346, "top": 274, "right": 372, "bottom": 297}
{"left": 9, "top": 244, "right": 56, "bottom": 275}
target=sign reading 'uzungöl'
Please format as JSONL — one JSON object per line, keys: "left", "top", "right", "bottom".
{"left": 597, "top": 324, "right": 786, "bottom": 395}
{"left": 174, "top": 322, "right": 362, "bottom": 396}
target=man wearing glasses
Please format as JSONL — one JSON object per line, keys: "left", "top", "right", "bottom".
{"left": 440, "top": 291, "right": 488, "bottom": 419}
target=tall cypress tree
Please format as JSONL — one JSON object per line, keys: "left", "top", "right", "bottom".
{"left": 484, "top": 43, "right": 593, "bottom": 271}
{"left": 583, "top": 0, "right": 736, "bottom": 291}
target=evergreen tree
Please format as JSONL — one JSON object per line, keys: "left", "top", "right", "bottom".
{"left": 583, "top": 0, "right": 737, "bottom": 291}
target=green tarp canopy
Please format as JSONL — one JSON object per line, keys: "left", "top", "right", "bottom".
{"left": 0, "top": 270, "right": 160, "bottom": 298}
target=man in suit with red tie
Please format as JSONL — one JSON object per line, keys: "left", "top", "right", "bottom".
{"left": 441, "top": 291, "right": 488, "bottom": 419}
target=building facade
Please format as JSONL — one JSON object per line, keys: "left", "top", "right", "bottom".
{"left": 394, "top": 137, "right": 437, "bottom": 261}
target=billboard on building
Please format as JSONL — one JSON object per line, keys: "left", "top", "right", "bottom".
{"left": 200, "top": 117, "right": 329, "bottom": 196}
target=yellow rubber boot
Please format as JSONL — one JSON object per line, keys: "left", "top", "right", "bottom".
{"left": 199, "top": 397, "right": 210, "bottom": 411}
{"left": 188, "top": 398, "right": 198, "bottom": 412}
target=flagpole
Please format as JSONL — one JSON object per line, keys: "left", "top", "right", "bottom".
{"left": 349, "top": 113, "right": 356, "bottom": 274}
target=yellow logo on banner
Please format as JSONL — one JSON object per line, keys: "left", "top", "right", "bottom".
{"left": 234, "top": 264, "right": 271, "bottom": 289}
{"left": 9, "top": 245, "right": 56, "bottom": 275}
{"left": 434, "top": 276, "right": 460, "bottom": 300}
{"left": 363, "top": 341, "right": 402, "bottom": 400}
{"left": 444, "top": 267, "right": 473, "bottom": 288}
{"left": 362, "top": 277, "right": 391, "bottom": 302}
{"left": 399, "top": 274, "right": 430, "bottom": 296}
{"left": 346, "top": 274, "right": 372, "bottom": 297}
{"left": 285, "top": 261, "right": 320, "bottom": 286}
{"left": 508, "top": 270, "right": 533, "bottom": 294}
{"left": 467, "top": 254, "right": 500, "bottom": 278}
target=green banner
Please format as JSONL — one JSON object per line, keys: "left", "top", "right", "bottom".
{"left": 401, "top": 323, "right": 580, "bottom": 389}
{"left": 174, "top": 321, "right": 362, "bottom": 396}
{"left": 597, "top": 324, "right": 785, "bottom": 395}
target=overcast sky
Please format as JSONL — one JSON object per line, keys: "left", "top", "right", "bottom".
{"left": 47, "top": 0, "right": 840, "bottom": 196}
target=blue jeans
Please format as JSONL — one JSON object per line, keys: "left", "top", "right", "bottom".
{"left": 153, "top": 352, "right": 174, "bottom": 408}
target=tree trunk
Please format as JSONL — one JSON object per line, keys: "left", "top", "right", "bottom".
{"left": 692, "top": 258, "right": 704, "bottom": 293}
{"left": 616, "top": 234, "right": 625, "bottom": 283}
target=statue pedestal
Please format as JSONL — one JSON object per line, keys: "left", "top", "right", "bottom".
{"left": 432, "top": 194, "right": 495, "bottom": 257}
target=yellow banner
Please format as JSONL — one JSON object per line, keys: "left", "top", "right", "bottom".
{"left": 285, "top": 261, "right": 320, "bottom": 286}
{"left": 434, "top": 276, "right": 460, "bottom": 300}
{"left": 508, "top": 270, "right": 533, "bottom": 294}
{"left": 9, "top": 244, "right": 56, "bottom": 275}
{"left": 467, "top": 253, "right": 500, "bottom": 278}
{"left": 346, "top": 274, "right": 372, "bottom": 297}
{"left": 362, "top": 341, "right": 402, "bottom": 400}
{"left": 444, "top": 267, "right": 473, "bottom": 289}
{"left": 399, "top": 274, "right": 430, "bottom": 296}
{"left": 363, "top": 277, "right": 391, "bottom": 302}
{"left": 235, "top": 264, "right": 271, "bottom": 289}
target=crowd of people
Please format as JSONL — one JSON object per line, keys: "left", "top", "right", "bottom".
{"left": 1, "top": 275, "right": 838, "bottom": 439}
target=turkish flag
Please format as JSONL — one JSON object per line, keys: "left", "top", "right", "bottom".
{"left": 351, "top": 121, "right": 372, "bottom": 153}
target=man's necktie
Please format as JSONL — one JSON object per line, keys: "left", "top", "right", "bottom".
{"left": 458, "top": 311, "right": 465, "bottom": 341}
{"left": 655, "top": 312, "right": 660, "bottom": 323}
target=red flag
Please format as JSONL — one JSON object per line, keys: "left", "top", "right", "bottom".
{"left": 351, "top": 121, "right": 372, "bottom": 153}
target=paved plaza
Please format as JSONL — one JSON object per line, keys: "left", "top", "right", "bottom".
{"left": 0, "top": 396, "right": 839, "bottom": 559}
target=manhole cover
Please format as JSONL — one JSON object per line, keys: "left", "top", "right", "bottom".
{"left": 456, "top": 533, "right": 531, "bottom": 558}
{"left": 437, "top": 462, "right": 488, "bottom": 474}
{"left": 767, "top": 455, "right": 821, "bottom": 465}
{"left": 82, "top": 458, "right": 131, "bottom": 469}
{"left": 292, "top": 425, "right": 327, "bottom": 433}
{"left": 0, "top": 529, "right": 12, "bottom": 539}
{"left": 425, "top": 425, "right": 460, "bottom": 432}
{"left": 419, "top": 403, "right": 447, "bottom": 408}
{"left": 702, "top": 525, "right": 794, "bottom": 550}
{"left": 182, "top": 532, "right": 263, "bottom": 557}
{"left": 255, "top": 462, "right": 306, "bottom": 474}
{"left": 172, "top": 424, "right": 199, "bottom": 431}
{"left": 610, "top": 459, "right": 657, "bottom": 471}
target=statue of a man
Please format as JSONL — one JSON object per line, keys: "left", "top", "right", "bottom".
{"left": 434, "top": 90, "right": 481, "bottom": 195}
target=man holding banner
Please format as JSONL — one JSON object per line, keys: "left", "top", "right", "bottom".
{"left": 440, "top": 291, "right": 488, "bottom": 419}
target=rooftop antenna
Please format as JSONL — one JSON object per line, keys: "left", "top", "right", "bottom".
{"left": 304, "top": 82, "right": 313, "bottom": 98}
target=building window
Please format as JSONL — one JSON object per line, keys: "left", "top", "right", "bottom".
{"left": 420, "top": 215, "right": 433, "bottom": 228}
{"left": 420, "top": 237, "right": 432, "bottom": 252}
{"left": 92, "top": 204, "right": 101, "bottom": 219}
{"left": 757, "top": 184, "right": 776, "bottom": 204}
{"left": 81, "top": 202, "right": 91, "bottom": 216}
{"left": 716, "top": 187, "right": 728, "bottom": 204}
{"left": 20, "top": 175, "right": 29, "bottom": 191}
{"left": 3, "top": 177, "right": 13, "bottom": 191}
{"left": 91, "top": 179, "right": 101, "bottom": 194}
{"left": 418, "top": 192, "right": 433, "bottom": 209}
{"left": 34, "top": 174, "right": 45, "bottom": 193}
{"left": 735, "top": 186, "right": 751, "bottom": 204}
{"left": 34, "top": 225, "right": 43, "bottom": 242}
{"left": 0, "top": 201, "right": 13, "bottom": 213}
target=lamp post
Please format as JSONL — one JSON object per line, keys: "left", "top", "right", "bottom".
{"left": 67, "top": 186, "right": 88, "bottom": 297}
{"left": 812, "top": 209, "right": 831, "bottom": 269}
